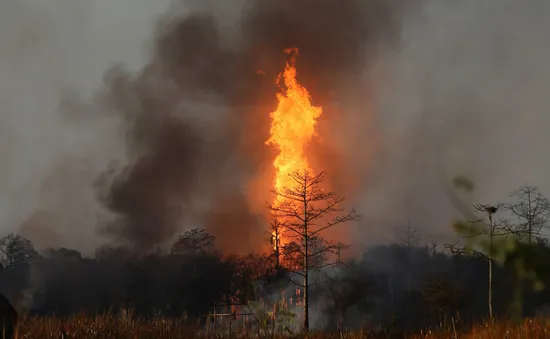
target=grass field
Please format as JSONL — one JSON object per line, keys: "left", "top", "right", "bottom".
{"left": 11, "top": 313, "right": 550, "bottom": 338}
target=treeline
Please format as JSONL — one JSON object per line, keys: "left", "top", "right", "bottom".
{"left": 0, "top": 229, "right": 274, "bottom": 319}
{"left": 1, "top": 185, "right": 550, "bottom": 332}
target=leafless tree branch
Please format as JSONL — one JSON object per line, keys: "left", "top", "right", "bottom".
{"left": 265, "top": 170, "right": 361, "bottom": 332}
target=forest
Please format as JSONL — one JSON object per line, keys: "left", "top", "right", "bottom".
{"left": 2, "top": 174, "right": 550, "bottom": 338}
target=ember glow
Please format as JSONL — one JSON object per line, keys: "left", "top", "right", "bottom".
{"left": 266, "top": 48, "right": 323, "bottom": 248}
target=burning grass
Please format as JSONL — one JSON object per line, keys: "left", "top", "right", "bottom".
{"left": 11, "top": 313, "right": 550, "bottom": 338}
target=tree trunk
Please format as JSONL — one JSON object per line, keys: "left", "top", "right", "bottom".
{"left": 528, "top": 191, "right": 532, "bottom": 245}
{"left": 528, "top": 195, "right": 532, "bottom": 244}
{"left": 488, "top": 214, "right": 494, "bottom": 320}
{"left": 488, "top": 255, "right": 493, "bottom": 320}
{"left": 337, "top": 309, "right": 344, "bottom": 333}
{"left": 303, "top": 183, "right": 310, "bottom": 334}
{"left": 275, "top": 230, "right": 280, "bottom": 272}
{"left": 303, "top": 234, "right": 309, "bottom": 333}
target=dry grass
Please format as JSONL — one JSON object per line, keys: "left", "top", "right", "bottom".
{"left": 12, "top": 313, "right": 550, "bottom": 338}
{"left": 410, "top": 318, "right": 550, "bottom": 339}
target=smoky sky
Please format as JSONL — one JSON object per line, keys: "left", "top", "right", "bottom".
{"left": 92, "top": 0, "right": 404, "bottom": 252}
{"left": 359, "top": 0, "right": 550, "bottom": 246}
{"left": 3, "top": 0, "right": 550, "bottom": 255}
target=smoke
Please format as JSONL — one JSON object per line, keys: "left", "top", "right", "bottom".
{"left": 2, "top": 0, "right": 549, "bottom": 254}
{"left": 90, "top": 0, "right": 403, "bottom": 253}
{"left": 0, "top": 0, "right": 171, "bottom": 253}
{"left": 357, "top": 0, "right": 550, "bottom": 246}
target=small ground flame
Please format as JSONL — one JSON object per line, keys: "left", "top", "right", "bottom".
{"left": 266, "top": 48, "right": 323, "bottom": 248}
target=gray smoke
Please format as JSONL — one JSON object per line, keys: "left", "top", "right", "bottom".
{"left": 0, "top": 0, "right": 170, "bottom": 254}
{"left": 359, "top": 0, "right": 550, "bottom": 247}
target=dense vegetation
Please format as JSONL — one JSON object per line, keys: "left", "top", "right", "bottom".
{"left": 2, "top": 184, "right": 550, "bottom": 337}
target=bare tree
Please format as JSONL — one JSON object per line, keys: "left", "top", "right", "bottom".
{"left": 267, "top": 170, "right": 361, "bottom": 333}
{"left": 171, "top": 228, "right": 215, "bottom": 256}
{"left": 395, "top": 221, "right": 422, "bottom": 250}
{"left": 427, "top": 241, "right": 438, "bottom": 257}
{"left": 507, "top": 185, "right": 550, "bottom": 244}
{"left": 446, "top": 204, "right": 508, "bottom": 320}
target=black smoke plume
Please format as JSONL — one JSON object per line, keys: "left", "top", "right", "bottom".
{"left": 94, "top": 0, "right": 404, "bottom": 252}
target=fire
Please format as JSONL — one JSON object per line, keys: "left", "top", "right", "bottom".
{"left": 266, "top": 48, "right": 323, "bottom": 248}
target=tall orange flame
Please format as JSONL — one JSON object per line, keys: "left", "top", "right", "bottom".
{"left": 266, "top": 48, "right": 323, "bottom": 247}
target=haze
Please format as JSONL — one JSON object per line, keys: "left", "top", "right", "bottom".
{"left": 1, "top": 0, "right": 549, "bottom": 255}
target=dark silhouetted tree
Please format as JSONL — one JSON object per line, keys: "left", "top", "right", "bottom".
{"left": 43, "top": 248, "right": 82, "bottom": 262}
{"left": 269, "top": 217, "right": 285, "bottom": 272}
{"left": 0, "top": 234, "right": 38, "bottom": 268}
{"left": 420, "top": 275, "right": 462, "bottom": 322}
{"left": 172, "top": 228, "right": 215, "bottom": 256}
{"left": 395, "top": 221, "right": 421, "bottom": 250}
